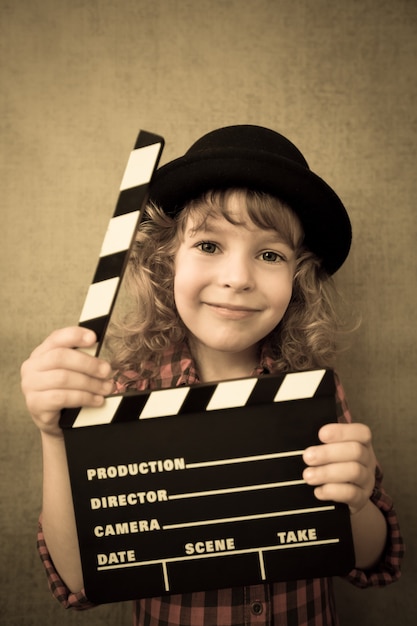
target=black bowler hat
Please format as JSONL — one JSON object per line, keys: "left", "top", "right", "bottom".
{"left": 150, "top": 125, "right": 352, "bottom": 274}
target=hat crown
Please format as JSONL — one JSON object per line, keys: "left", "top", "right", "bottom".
{"left": 186, "top": 125, "right": 309, "bottom": 170}
{"left": 150, "top": 124, "right": 351, "bottom": 274}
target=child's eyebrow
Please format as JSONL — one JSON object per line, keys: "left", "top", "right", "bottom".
{"left": 186, "top": 221, "right": 220, "bottom": 236}
{"left": 261, "top": 233, "right": 292, "bottom": 244}
{"left": 187, "top": 221, "right": 295, "bottom": 248}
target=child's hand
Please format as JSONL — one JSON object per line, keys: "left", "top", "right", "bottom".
{"left": 302, "top": 423, "right": 377, "bottom": 515}
{"left": 21, "top": 327, "right": 114, "bottom": 438}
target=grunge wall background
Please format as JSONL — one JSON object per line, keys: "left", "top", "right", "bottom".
{"left": 1, "top": 1, "right": 415, "bottom": 624}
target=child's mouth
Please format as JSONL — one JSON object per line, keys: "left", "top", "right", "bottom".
{"left": 205, "top": 302, "right": 259, "bottom": 319}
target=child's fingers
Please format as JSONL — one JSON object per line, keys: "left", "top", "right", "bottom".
{"left": 21, "top": 327, "right": 115, "bottom": 436}
{"left": 303, "top": 440, "right": 370, "bottom": 468}
{"left": 30, "top": 387, "right": 107, "bottom": 416}
{"left": 302, "top": 422, "right": 377, "bottom": 514}
{"left": 303, "top": 423, "right": 374, "bottom": 468}
{"left": 33, "top": 346, "right": 112, "bottom": 379}
{"left": 318, "top": 422, "right": 372, "bottom": 446}
{"left": 22, "top": 327, "right": 112, "bottom": 383}
{"left": 26, "top": 388, "right": 108, "bottom": 438}
{"left": 303, "top": 460, "right": 370, "bottom": 489}
{"left": 310, "top": 482, "right": 368, "bottom": 512}
{"left": 22, "top": 358, "right": 114, "bottom": 417}
{"left": 23, "top": 372, "right": 114, "bottom": 436}
{"left": 303, "top": 461, "right": 374, "bottom": 514}
{"left": 30, "top": 326, "right": 97, "bottom": 357}
{"left": 28, "top": 369, "right": 115, "bottom": 396}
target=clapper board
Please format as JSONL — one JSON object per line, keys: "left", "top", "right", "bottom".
{"left": 60, "top": 129, "right": 355, "bottom": 605}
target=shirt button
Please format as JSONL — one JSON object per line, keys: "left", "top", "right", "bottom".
{"left": 251, "top": 601, "right": 263, "bottom": 615}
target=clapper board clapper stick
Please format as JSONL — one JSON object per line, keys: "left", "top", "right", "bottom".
{"left": 60, "top": 130, "right": 355, "bottom": 605}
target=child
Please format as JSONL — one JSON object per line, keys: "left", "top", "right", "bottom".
{"left": 21, "top": 125, "right": 403, "bottom": 625}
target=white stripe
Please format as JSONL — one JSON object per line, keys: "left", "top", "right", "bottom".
{"left": 162, "top": 562, "right": 169, "bottom": 592}
{"left": 168, "top": 479, "right": 305, "bottom": 500}
{"left": 162, "top": 506, "right": 335, "bottom": 530}
{"left": 100, "top": 211, "right": 140, "bottom": 257}
{"left": 186, "top": 450, "right": 303, "bottom": 469}
{"left": 120, "top": 143, "right": 163, "bottom": 190}
{"left": 259, "top": 552, "right": 266, "bottom": 580}
{"left": 206, "top": 378, "right": 257, "bottom": 411}
{"left": 78, "top": 342, "right": 99, "bottom": 357}
{"left": 139, "top": 387, "right": 190, "bottom": 419}
{"left": 269, "top": 538, "right": 340, "bottom": 551}
{"left": 72, "top": 395, "right": 123, "bottom": 427}
{"left": 274, "top": 369, "right": 326, "bottom": 402}
{"left": 79, "top": 277, "right": 119, "bottom": 322}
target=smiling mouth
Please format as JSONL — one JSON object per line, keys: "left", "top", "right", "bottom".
{"left": 205, "top": 303, "right": 260, "bottom": 318}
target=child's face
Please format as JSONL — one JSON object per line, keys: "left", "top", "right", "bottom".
{"left": 174, "top": 193, "right": 298, "bottom": 373}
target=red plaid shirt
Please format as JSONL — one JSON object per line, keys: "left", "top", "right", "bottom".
{"left": 37, "top": 344, "right": 404, "bottom": 625}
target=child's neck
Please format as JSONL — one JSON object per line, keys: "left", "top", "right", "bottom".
{"left": 189, "top": 340, "right": 259, "bottom": 383}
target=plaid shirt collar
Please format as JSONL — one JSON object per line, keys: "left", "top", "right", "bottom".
{"left": 155, "top": 342, "right": 274, "bottom": 389}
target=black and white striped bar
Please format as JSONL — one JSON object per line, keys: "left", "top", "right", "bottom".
{"left": 60, "top": 369, "right": 331, "bottom": 429}
{"left": 77, "top": 130, "right": 164, "bottom": 353}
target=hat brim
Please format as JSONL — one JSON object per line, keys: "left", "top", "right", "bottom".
{"left": 150, "top": 148, "right": 351, "bottom": 275}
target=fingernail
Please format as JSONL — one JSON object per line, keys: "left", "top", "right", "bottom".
{"left": 99, "top": 362, "right": 111, "bottom": 377}
{"left": 303, "top": 468, "right": 314, "bottom": 481}
{"left": 83, "top": 330, "right": 96, "bottom": 344}
{"left": 303, "top": 448, "right": 315, "bottom": 463}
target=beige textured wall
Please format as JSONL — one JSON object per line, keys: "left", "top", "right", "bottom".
{"left": 1, "top": 1, "right": 415, "bottom": 624}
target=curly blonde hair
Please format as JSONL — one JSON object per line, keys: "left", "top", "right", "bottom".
{"left": 106, "top": 189, "right": 346, "bottom": 381}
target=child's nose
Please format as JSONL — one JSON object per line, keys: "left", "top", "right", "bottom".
{"left": 220, "top": 258, "right": 254, "bottom": 291}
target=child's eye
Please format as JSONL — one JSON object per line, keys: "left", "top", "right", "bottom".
{"left": 197, "top": 241, "right": 218, "bottom": 254}
{"left": 260, "top": 250, "right": 285, "bottom": 263}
